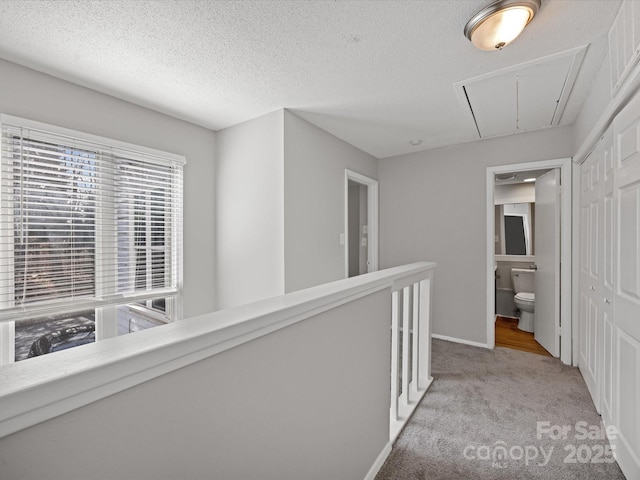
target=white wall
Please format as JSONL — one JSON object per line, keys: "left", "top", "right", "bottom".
{"left": 215, "top": 110, "right": 285, "bottom": 309}
{"left": 215, "top": 110, "right": 378, "bottom": 306}
{"left": 284, "top": 111, "right": 378, "bottom": 292}
{"left": 0, "top": 58, "right": 216, "bottom": 319}
{"left": 573, "top": 48, "right": 613, "bottom": 153}
{"left": 379, "top": 126, "right": 574, "bottom": 345}
{"left": 0, "top": 289, "right": 391, "bottom": 480}
{"left": 494, "top": 183, "right": 535, "bottom": 204}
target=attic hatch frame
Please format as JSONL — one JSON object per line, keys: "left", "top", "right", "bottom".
{"left": 453, "top": 45, "right": 588, "bottom": 140}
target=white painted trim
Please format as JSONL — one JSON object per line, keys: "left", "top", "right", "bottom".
{"left": 0, "top": 322, "right": 14, "bottom": 366}
{"left": 0, "top": 261, "right": 436, "bottom": 440}
{"left": 432, "top": 333, "right": 489, "bottom": 350}
{"left": 344, "top": 169, "right": 379, "bottom": 278}
{"left": 571, "top": 163, "right": 581, "bottom": 367}
{"left": 486, "top": 159, "right": 573, "bottom": 364}
{"left": 367, "top": 182, "right": 379, "bottom": 272}
{"left": 487, "top": 170, "right": 497, "bottom": 350}
{"left": 363, "top": 442, "right": 392, "bottom": 480}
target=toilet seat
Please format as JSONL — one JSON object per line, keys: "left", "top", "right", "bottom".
{"left": 515, "top": 292, "right": 535, "bottom": 303}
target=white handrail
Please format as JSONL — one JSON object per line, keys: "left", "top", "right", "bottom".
{"left": 0, "top": 261, "right": 436, "bottom": 441}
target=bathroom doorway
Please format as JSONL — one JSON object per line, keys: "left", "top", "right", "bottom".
{"left": 486, "top": 159, "right": 572, "bottom": 364}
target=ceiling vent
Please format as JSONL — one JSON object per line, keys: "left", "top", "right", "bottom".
{"left": 454, "top": 45, "right": 588, "bottom": 139}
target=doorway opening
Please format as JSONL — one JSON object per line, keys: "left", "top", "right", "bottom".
{"left": 486, "top": 159, "right": 572, "bottom": 364}
{"left": 344, "top": 170, "right": 378, "bottom": 278}
{"left": 494, "top": 168, "right": 552, "bottom": 356}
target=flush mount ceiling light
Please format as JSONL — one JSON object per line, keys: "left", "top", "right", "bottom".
{"left": 464, "top": 0, "right": 541, "bottom": 51}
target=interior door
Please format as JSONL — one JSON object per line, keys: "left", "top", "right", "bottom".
{"left": 534, "top": 169, "right": 560, "bottom": 356}
{"left": 600, "top": 127, "right": 615, "bottom": 428}
{"left": 578, "top": 142, "right": 603, "bottom": 411}
{"left": 611, "top": 89, "right": 640, "bottom": 478}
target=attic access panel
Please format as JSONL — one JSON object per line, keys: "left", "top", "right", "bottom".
{"left": 454, "top": 46, "right": 588, "bottom": 139}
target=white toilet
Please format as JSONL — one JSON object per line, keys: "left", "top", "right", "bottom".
{"left": 511, "top": 268, "right": 535, "bottom": 332}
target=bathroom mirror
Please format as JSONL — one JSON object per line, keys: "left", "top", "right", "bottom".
{"left": 495, "top": 203, "right": 534, "bottom": 256}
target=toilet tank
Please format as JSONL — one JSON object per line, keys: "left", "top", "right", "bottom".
{"left": 511, "top": 268, "right": 535, "bottom": 293}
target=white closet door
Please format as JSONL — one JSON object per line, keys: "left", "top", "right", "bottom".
{"left": 579, "top": 142, "right": 603, "bottom": 411}
{"left": 612, "top": 89, "right": 640, "bottom": 479}
{"left": 601, "top": 127, "right": 616, "bottom": 431}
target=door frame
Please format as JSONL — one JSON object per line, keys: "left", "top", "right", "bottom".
{"left": 486, "top": 158, "right": 572, "bottom": 364}
{"left": 344, "top": 169, "right": 379, "bottom": 278}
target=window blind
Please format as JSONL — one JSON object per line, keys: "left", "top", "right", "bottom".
{"left": 0, "top": 117, "right": 184, "bottom": 323}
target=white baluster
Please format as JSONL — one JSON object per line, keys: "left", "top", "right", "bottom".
{"left": 418, "top": 274, "right": 434, "bottom": 389}
{"left": 411, "top": 281, "right": 420, "bottom": 399}
{"left": 401, "top": 286, "right": 411, "bottom": 411}
{"left": 390, "top": 289, "right": 400, "bottom": 421}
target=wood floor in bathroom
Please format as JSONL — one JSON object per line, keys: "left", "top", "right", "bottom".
{"left": 495, "top": 316, "right": 552, "bottom": 356}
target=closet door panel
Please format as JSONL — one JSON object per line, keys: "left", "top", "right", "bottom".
{"left": 601, "top": 128, "right": 616, "bottom": 429}
{"left": 603, "top": 312, "right": 614, "bottom": 421}
{"left": 618, "top": 185, "right": 640, "bottom": 307}
{"left": 615, "top": 329, "right": 640, "bottom": 473}
{"left": 579, "top": 147, "right": 602, "bottom": 408}
{"left": 612, "top": 90, "right": 640, "bottom": 478}
{"left": 605, "top": 194, "right": 615, "bottom": 290}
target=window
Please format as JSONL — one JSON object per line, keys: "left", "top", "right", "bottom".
{"left": 0, "top": 115, "right": 184, "bottom": 364}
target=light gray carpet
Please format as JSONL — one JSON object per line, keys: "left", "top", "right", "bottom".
{"left": 376, "top": 339, "right": 626, "bottom": 480}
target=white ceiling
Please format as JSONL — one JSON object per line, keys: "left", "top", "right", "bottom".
{"left": 0, "top": 0, "right": 622, "bottom": 159}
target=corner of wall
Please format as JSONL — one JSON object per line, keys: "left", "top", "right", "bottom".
{"left": 282, "top": 110, "right": 379, "bottom": 293}
{"left": 214, "top": 110, "right": 286, "bottom": 310}
{"left": 573, "top": 49, "right": 612, "bottom": 156}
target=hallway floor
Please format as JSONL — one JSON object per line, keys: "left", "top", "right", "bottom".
{"left": 375, "top": 339, "right": 625, "bottom": 479}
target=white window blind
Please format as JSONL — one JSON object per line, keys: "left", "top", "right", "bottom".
{"left": 0, "top": 116, "right": 184, "bottom": 323}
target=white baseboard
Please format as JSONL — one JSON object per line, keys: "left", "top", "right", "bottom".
{"left": 363, "top": 441, "right": 392, "bottom": 480}
{"left": 432, "top": 333, "right": 489, "bottom": 349}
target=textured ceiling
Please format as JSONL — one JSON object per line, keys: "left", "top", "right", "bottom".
{"left": 0, "top": 0, "right": 623, "bottom": 158}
